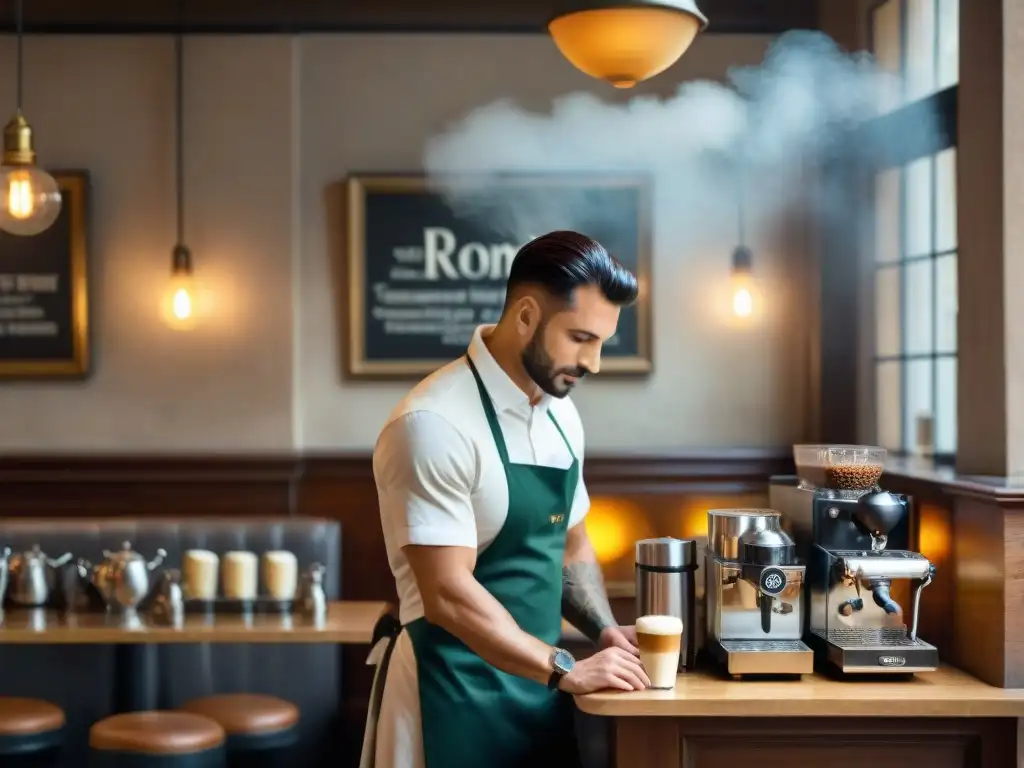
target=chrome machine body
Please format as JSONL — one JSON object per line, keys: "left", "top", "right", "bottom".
{"left": 770, "top": 476, "right": 939, "bottom": 674}
{"left": 636, "top": 537, "right": 698, "bottom": 670}
{"left": 704, "top": 509, "right": 813, "bottom": 677}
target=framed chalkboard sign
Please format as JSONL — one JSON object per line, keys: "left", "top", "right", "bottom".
{"left": 343, "top": 173, "right": 652, "bottom": 379}
{"left": 0, "top": 170, "right": 90, "bottom": 378}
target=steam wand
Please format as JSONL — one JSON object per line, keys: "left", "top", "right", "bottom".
{"left": 909, "top": 566, "right": 936, "bottom": 642}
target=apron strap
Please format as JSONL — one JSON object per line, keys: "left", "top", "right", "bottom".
{"left": 546, "top": 410, "right": 576, "bottom": 461}
{"left": 371, "top": 612, "right": 402, "bottom": 647}
{"left": 467, "top": 354, "right": 578, "bottom": 465}
{"left": 466, "top": 356, "right": 511, "bottom": 466}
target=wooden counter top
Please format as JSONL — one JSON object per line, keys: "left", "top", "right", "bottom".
{"left": 575, "top": 665, "right": 1024, "bottom": 718}
{"left": 0, "top": 601, "right": 389, "bottom": 644}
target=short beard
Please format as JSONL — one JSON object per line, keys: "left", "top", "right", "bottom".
{"left": 521, "top": 324, "right": 585, "bottom": 398}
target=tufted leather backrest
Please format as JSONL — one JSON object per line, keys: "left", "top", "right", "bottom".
{"left": 0, "top": 517, "right": 342, "bottom": 767}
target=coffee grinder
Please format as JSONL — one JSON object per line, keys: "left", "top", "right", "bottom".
{"left": 769, "top": 445, "right": 939, "bottom": 675}
{"left": 704, "top": 509, "right": 813, "bottom": 677}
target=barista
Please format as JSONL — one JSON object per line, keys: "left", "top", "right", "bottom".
{"left": 364, "top": 232, "right": 650, "bottom": 768}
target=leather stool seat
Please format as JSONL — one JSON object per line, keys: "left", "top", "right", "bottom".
{"left": 89, "top": 712, "right": 226, "bottom": 768}
{"left": 180, "top": 695, "right": 299, "bottom": 766}
{"left": 0, "top": 697, "right": 65, "bottom": 757}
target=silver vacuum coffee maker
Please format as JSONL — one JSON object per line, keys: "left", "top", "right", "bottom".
{"left": 704, "top": 509, "right": 813, "bottom": 677}
{"left": 770, "top": 445, "right": 939, "bottom": 675}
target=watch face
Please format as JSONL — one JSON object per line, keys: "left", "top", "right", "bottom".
{"left": 553, "top": 649, "right": 575, "bottom": 675}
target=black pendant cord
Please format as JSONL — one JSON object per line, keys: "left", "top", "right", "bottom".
{"left": 174, "top": 4, "right": 185, "bottom": 249}
{"left": 15, "top": 0, "right": 23, "bottom": 113}
{"left": 735, "top": 161, "right": 746, "bottom": 249}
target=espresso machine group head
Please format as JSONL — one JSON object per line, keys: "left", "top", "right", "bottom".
{"left": 704, "top": 509, "right": 813, "bottom": 678}
{"left": 769, "top": 445, "right": 939, "bottom": 676}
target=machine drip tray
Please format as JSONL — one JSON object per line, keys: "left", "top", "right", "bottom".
{"left": 711, "top": 639, "right": 815, "bottom": 676}
{"left": 719, "top": 640, "right": 809, "bottom": 653}
{"left": 811, "top": 629, "right": 940, "bottom": 673}
{"left": 815, "top": 627, "right": 923, "bottom": 648}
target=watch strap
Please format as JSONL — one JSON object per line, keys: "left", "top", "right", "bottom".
{"left": 547, "top": 647, "right": 573, "bottom": 690}
{"left": 547, "top": 668, "right": 563, "bottom": 690}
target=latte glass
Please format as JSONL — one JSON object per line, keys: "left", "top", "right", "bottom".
{"left": 636, "top": 614, "right": 683, "bottom": 690}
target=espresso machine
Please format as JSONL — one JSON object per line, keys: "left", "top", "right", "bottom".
{"left": 704, "top": 509, "right": 813, "bottom": 677}
{"left": 769, "top": 445, "right": 939, "bottom": 675}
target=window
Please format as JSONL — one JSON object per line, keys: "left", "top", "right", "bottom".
{"left": 870, "top": 0, "right": 958, "bottom": 460}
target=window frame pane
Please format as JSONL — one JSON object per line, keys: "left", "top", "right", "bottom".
{"left": 868, "top": 0, "right": 958, "bottom": 458}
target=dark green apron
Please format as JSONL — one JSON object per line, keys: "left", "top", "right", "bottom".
{"left": 404, "top": 356, "right": 583, "bottom": 768}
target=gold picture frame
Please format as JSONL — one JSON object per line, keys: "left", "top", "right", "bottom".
{"left": 342, "top": 172, "right": 653, "bottom": 380}
{"left": 0, "top": 170, "right": 90, "bottom": 378}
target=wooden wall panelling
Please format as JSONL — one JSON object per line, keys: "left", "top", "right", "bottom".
{"left": 948, "top": 496, "right": 1008, "bottom": 686}
{"left": 887, "top": 470, "right": 1024, "bottom": 689}
{"left": 0, "top": 456, "right": 299, "bottom": 517}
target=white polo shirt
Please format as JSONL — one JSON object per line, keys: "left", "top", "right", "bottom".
{"left": 373, "top": 324, "right": 591, "bottom": 626}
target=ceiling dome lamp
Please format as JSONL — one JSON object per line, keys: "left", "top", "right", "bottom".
{"left": 548, "top": 1, "right": 708, "bottom": 89}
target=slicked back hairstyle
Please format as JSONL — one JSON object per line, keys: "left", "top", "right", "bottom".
{"left": 503, "top": 231, "right": 639, "bottom": 311}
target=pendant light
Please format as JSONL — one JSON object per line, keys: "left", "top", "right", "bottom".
{"left": 0, "top": 0, "right": 61, "bottom": 236}
{"left": 161, "top": 11, "right": 198, "bottom": 331}
{"left": 730, "top": 162, "right": 757, "bottom": 319}
{"left": 548, "top": 1, "right": 708, "bottom": 89}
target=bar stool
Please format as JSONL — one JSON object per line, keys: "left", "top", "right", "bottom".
{"left": 0, "top": 697, "right": 65, "bottom": 766}
{"left": 89, "top": 711, "right": 226, "bottom": 768}
{"left": 180, "top": 694, "right": 299, "bottom": 767}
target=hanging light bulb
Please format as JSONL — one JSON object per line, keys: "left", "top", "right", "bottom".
{"left": 0, "top": 0, "right": 62, "bottom": 236}
{"left": 730, "top": 245, "right": 756, "bottom": 319}
{"left": 162, "top": 15, "right": 201, "bottom": 332}
{"left": 548, "top": 1, "right": 708, "bottom": 89}
{"left": 162, "top": 245, "right": 198, "bottom": 331}
{"left": 728, "top": 155, "right": 759, "bottom": 320}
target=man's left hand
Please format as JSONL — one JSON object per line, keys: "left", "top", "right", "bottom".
{"left": 598, "top": 625, "right": 638, "bottom": 655}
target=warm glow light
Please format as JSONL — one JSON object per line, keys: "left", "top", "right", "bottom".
{"left": 732, "top": 286, "right": 753, "bottom": 317}
{"left": 916, "top": 505, "right": 952, "bottom": 563}
{"left": 730, "top": 271, "right": 757, "bottom": 318}
{"left": 679, "top": 495, "right": 764, "bottom": 539}
{"left": 0, "top": 166, "right": 62, "bottom": 236}
{"left": 586, "top": 500, "right": 633, "bottom": 563}
{"left": 585, "top": 497, "right": 655, "bottom": 566}
{"left": 548, "top": 5, "right": 704, "bottom": 88}
{"left": 7, "top": 172, "right": 33, "bottom": 219}
{"left": 172, "top": 287, "right": 192, "bottom": 320}
{"left": 162, "top": 271, "right": 199, "bottom": 331}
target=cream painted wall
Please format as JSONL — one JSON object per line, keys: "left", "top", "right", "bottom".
{"left": 0, "top": 33, "right": 815, "bottom": 454}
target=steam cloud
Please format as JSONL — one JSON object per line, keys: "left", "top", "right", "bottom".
{"left": 422, "top": 30, "right": 934, "bottom": 252}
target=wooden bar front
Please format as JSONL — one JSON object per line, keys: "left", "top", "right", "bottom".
{"left": 576, "top": 667, "right": 1024, "bottom": 767}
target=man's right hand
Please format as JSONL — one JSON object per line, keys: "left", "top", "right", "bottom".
{"left": 558, "top": 647, "right": 651, "bottom": 694}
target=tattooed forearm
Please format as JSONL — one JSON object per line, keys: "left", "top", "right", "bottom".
{"left": 561, "top": 562, "right": 617, "bottom": 643}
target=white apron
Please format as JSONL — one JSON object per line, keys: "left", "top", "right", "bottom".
{"left": 360, "top": 613, "right": 419, "bottom": 768}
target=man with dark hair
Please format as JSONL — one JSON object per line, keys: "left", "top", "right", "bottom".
{"left": 365, "top": 231, "right": 648, "bottom": 768}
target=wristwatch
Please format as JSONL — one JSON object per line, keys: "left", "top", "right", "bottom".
{"left": 547, "top": 647, "right": 575, "bottom": 690}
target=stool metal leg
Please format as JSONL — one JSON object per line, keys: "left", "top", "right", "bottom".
{"left": 113, "top": 644, "right": 160, "bottom": 712}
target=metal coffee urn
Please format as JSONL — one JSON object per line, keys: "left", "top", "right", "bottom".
{"left": 635, "top": 537, "right": 698, "bottom": 670}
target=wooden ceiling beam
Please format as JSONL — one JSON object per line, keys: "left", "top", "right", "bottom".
{"left": 0, "top": 0, "right": 817, "bottom": 34}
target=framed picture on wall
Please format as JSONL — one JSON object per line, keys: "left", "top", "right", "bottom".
{"left": 342, "top": 172, "right": 653, "bottom": 379}
{"left": 0, "top": 170, "right": 90, "bottom": 379}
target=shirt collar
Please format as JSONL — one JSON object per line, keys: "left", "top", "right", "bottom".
{"left": 467, "top": 325, "right": 551, "bottom": 415}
